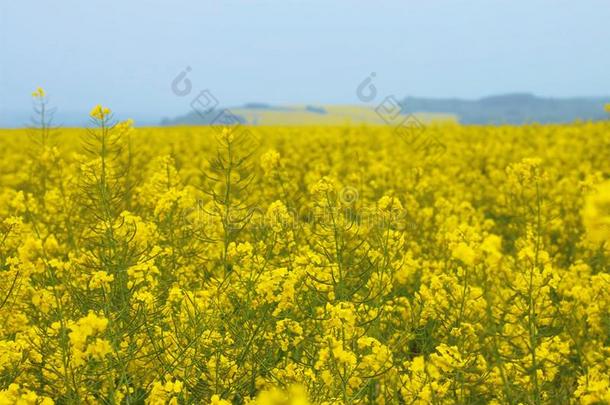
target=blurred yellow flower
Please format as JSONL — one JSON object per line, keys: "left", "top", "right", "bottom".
{"left": 31, "top": 87, "right": 45, "bottom": 98}
{"left": 582, "top": 180, "right": 610, "bottom": 246}
{"left": 90, "top": 104, "right": 111, "bottom": 120}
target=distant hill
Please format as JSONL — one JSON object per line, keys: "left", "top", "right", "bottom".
{"left": 160, "top": 104, "right": 455, "bottom": 126}
{"left": 400, "top": 93, "right": 610, "bottom": 124}
{"left": 160, "top": 94, "right": 610, "bottom": 127}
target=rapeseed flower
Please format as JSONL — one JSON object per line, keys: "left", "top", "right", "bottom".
{"left": 0, "top": 111, "right": 608, "bottom": 403}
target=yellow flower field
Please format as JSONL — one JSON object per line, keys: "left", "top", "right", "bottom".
{"left": 1, "top": 99, "right": 609, "bottom": 404}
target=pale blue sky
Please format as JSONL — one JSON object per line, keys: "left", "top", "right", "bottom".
{"left": 1, "top": 0, "right": 609, "bottom": 125}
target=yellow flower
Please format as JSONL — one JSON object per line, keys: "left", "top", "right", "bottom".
{"left": 0, "top": 384, "right": 54, "bottom": 404}
{"left": 431, "top": 344, "right": 465, "bottom": 372}
{"left": 31, "top": 87, "right": 46, "bottom": 99}
{"left": 377, "top": 195, "right": 403, "bottom": 212}
{"left": 86, "top": 338, "right": 113, "bottom": 360}
{"left": 90, "top": 104, "right": 111, "bottom": 120}
{"left": 261, "top": 149, "right": 281, "bottom": 175}
{"left": 68, "top": 312, "right": 109, "bottom": 351}
{"left": 249, "top": 385, "right": 310, "bottom": 405}
{"left": 266, "top": 200, "right": 292, "bottom": 232}
{"left": 210, "top": 394, "right": 231, "bottom": 405}
{"left": 451, "top": 242, "right": 476, "bottom": 266}
{"left": 582, "top": 180, "right": 610, "bottom": 246}
{"left": 89, "top": 271, "right": 115, "bottom": 289}
{"left": 115, "top": 118, "right": 134, "bottom": 134}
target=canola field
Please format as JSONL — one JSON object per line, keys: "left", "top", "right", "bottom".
{"left": 1, "top": 100, "right": 610, "bottom": 404}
